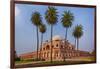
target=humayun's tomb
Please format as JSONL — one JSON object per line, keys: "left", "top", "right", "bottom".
{"left": 19, "top": 35, "right": 92, "bottom": 61}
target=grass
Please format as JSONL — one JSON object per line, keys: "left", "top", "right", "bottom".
{"left": 76, "top": 57, "right": 95, "bottom": 61}
{"left": 15, "top": 60, "right": 96, "bottom": 68}
{"left": 15, "top": 56, "right": 95, "bottom": 66}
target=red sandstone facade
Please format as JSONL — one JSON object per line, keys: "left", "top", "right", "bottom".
{"left": 19, "top": 36, "right": 92, "bottom": 61}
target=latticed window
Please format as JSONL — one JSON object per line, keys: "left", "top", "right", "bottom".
{"left": 47, "top": 52, "right": 49, "bottom": 57}
{"left": 56, "top": 52, "right": 58, "bottom": 57}
{"left": 56, "top": 44, "right": 58, "bottom": 47}
{"left": 44, "top": 52, "right": 46, "bottom": 57}
{"left": 61, "top": 45, "right": 63, "bottom": 48}
{"left": 52, "top": 45, "right": 54, "bottom": 48}
{"left": 43, "top": 48, "right": 45, "bottom": 50}
{"left": 55, "top": 51, "right": 59, "bottom": 57}
{"left": 46, "top": 45, "right": 50, "bottom": 50}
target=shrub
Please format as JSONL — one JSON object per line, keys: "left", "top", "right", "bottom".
{"left": 15, "top": 57, "right": 21, "bottom": 61}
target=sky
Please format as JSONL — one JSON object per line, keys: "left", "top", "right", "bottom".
{"left": 15, "top": 3, "right": 95, "bottom": 55}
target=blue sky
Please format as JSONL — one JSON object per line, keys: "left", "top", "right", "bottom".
{"left": 15, "top": 4, "right": 95, "bottom": 55}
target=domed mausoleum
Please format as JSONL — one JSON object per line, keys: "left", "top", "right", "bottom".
{"left": 20, "top": 35, "right": 92, "bottom": 61}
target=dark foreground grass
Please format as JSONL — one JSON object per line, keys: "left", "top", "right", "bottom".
{"left": 15, "top": 60, "right": 96, "bottom": 68}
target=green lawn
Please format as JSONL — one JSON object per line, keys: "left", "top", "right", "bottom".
{"left": 15, "top": 57, "right": 95, "bottom": 66}
{"left": 15, "top": 60, "right": 96, "bottom": 68}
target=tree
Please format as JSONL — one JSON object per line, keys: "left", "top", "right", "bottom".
{"left": 72, "top": 25, "right": 83, "bottom": 50}
{"left": 31, "top": 11, "right": 42, "bottom": 60}
{"left": 45, "top": 6, "right": 58, "bottom": 62}
{"left": 61, "top": 10, "right": 74, "bottom": 61}
{"left": 15, "top": 50, "right": 20, "bottom": 61}
{"left": 39, "top": 24, "right": 46, "bottom": 60}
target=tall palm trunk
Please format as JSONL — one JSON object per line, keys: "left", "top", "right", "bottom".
{"left": 77, "top": 38, "right": 79, "bottom": 50}
{"left": 40, "top": 33, "right": 43, "bottom": 59}
{"left": 36, "top": 27, "right": 39, "bottom": 60}
{"left": 50, "top": 25, "right": 53, "bottom": 63}
{"left": 75, "top": 38, "right": 76, "bottom": 50}
{"left": 65, "top": 28, "right": 68, "bottom": 45}
{"left": 63, "top": 28, "right": 68, "bottom": 61}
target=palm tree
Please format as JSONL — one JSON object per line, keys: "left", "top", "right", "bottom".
{"left": 31, "top": 11, "right": 42, "bottom": 60}
{"left": 39, "top": 24, "right": 46, "bottom": 60}
{"left": 61, "top": 10, "right": 74, "bottom": 40}
{"left": 61, "top": 10, "right": 74, "bottom": 61}
{"left": 45, "top": 6, "right": 58, "bottom": 62}
{"left": 73, "top": 27, "right": 77, "bottom": 50}
{"left": 72, "top": 25, "right": 83, "bottom": 50}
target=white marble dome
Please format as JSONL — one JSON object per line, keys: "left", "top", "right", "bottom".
{"left": 52, "top": 35, "right": 62, "bottom": 40}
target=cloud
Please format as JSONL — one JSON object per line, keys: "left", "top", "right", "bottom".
{"left": 15, "top": 6, "right": 20, "bottom": 16}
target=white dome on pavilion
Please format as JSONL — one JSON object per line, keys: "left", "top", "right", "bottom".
{"left": 52, "top": 35, "right": 62, "bottom": 40}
